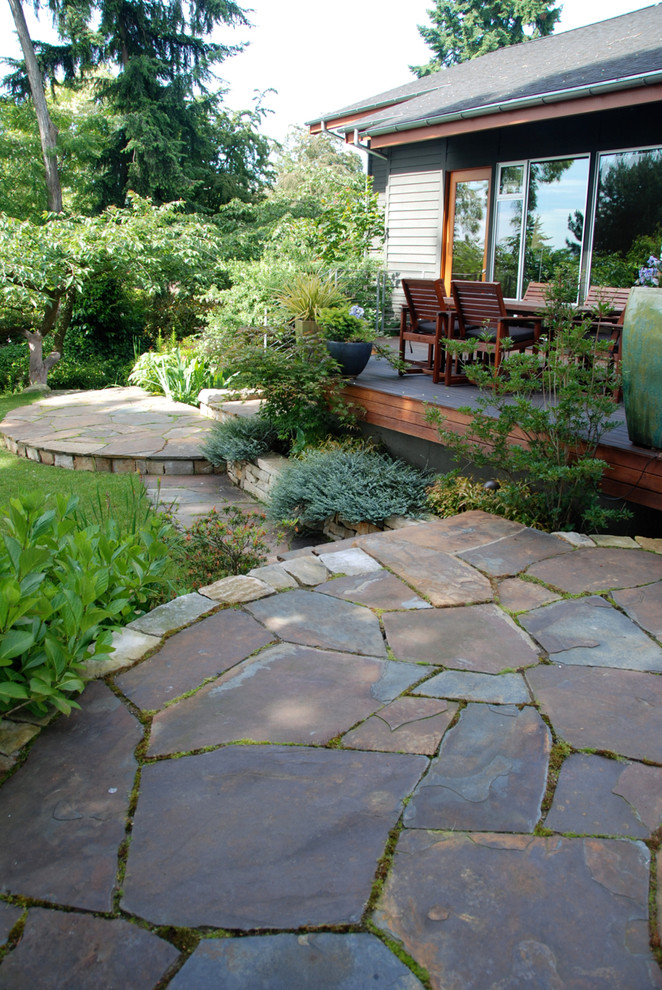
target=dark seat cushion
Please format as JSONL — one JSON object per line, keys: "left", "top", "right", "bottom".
{"left": 465, "top": 325, "right": 535, "bottom": 344}
{"left": 410, "top": 319, "right": 437, "bottom": 334}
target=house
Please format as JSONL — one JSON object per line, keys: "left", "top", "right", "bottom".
{"left": 308, "top": 5, "right": 662, "bottom": 303}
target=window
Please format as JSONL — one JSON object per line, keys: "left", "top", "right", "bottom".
{"left": 591, "top": 147, "right": 662, "bottom": 287}
{"left": 493, "top": 157, "right": 589, "bottom": 298}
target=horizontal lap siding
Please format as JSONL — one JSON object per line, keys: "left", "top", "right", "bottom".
{"left": 383, "top": 144, "right": 444, "bottom": 310}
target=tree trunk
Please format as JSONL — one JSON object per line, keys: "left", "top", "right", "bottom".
{"left": 24, "top": 330, "right": 62, "bottom": 385}
{"left": 7, "top": 0, "right": 63, "bottom": 214}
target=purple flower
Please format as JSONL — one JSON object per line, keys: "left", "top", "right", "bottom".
{"left": 349, "top": 305, "right": 365, "bottom": 319}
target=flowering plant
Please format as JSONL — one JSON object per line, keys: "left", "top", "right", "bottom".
{"left": 636, "top": 250, "right": 662, "bottom": 287}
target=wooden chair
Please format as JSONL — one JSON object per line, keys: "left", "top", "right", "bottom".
{"left": 399, "top": 278, "right": 452, "bottom": 384}
{"left": 581, "top": 287, "right": 631, "bottom": 402}
{"left": 584, "top": 285, "right": 631, "bottom": 316}
{"left": 446, "top": 280, "right": 542, "bottom": 383}
{"left": 522, "top": 282, "right": 549, "bottom": 306}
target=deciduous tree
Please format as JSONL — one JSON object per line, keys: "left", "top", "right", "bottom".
{"left": 0, "top": 198, "right": 225, "bottom": 383}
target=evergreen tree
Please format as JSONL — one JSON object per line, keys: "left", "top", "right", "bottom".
{"left": 412, "top": 0, "right": 561, "bottom": 77}
{"left": 4, "top": 0, "right": 272, "bottom": 211}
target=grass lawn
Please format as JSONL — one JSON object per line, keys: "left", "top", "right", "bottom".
{"left": 0, "top": 392, "right": 165, "bottom": 534}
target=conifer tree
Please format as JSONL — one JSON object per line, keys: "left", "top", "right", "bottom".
{"left": 412, "top": 0, "right": 561, "bottom": 77}
{"left": 5, "top": 0, "right": 272, "bottom": 211}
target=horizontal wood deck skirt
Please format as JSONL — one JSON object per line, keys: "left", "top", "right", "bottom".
{"left": 343, "top": 382, "right": 662, "bottom": 511}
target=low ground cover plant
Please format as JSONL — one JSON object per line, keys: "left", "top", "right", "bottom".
{"left": 268, "top": 444, "right": 431, "bottom": 530}
{"left": 202, "top": 416, "right": 278, "bottom": 463}
{"left": 0, "top": 492, "right": 176, "bottom": 717}
{"left": 426, "top": 472, "right": 545, "bottom": 529}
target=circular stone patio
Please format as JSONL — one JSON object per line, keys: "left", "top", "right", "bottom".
{"left": 0, "top": 387, "right": 217, "bottom": 475}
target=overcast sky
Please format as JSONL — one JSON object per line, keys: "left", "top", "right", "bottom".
{"left": 0, "top": 0, "right": 654, "bottom": 142}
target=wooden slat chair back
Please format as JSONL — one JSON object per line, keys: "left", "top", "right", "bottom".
{"left": 523, "top": 282, "right": 549, "bottom": 305}
{"left": 399, "top": 278, "right": 451, "bottom": 384}
{"left": 584, "top": 285, "right": 631, "bottom": 315}
{"left": 581, "top": 287, "right": 631, "bottom": 403}
{"left": 447, "top": 280, "right": 542, "bottom": 383}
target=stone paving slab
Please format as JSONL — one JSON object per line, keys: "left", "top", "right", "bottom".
{"left": 403, "top": 704, "right": 550, "bottom": 832}
{"left": 169, "top": 933, "right": 425, "bottom": 990}
{"left": 458, "top": 527, "right": 572, "bottom": 577}
{"left": 527, "top": 546, "right": 662, "bottom": 592}
{"left": 122, "top": 745, "right": 427, "bottom": 929}
{"left": 612, "top": 580, "right": 662, "bottom": 639}
{"left": 127, "top": 591, "right": 216, "bottom": 636}
{"left": 115, "top": 609, "right": 274, "bottom": 710}
{"left": 246, "top": 588, "right": 386, "bottom": 655}
{"left": 527, "top": 664, "right": 662, "bottom": 761}
{"left": 0, "top": 682, "right": 140, "bottom": 911}
{"left": 366, "top": 511, "right": 525, "bottom": 554}
{"left": 383, "top": 603, "right": 541, "bottom": 672}
{"left": 280, "top": 555, "right": 330, "bottom": 586}
{"left": 374, "top": 831, "right": 660, "bottom": 990}
{"left": 359, "top": 538, "right": 493, "bottom": 606}
{"left": 317, "top": 547, "right": 383, "bottom": 575}
{"left": 198, "top": 574, "right": 273, "bottom": 603}
{"left": 342, "top": 697, "right": 458, "bottom": 755}
{"left": 315, "top": 570, "right": 431, "bottom": 610}
{"left": 413, "top": 670, "right": 531, "bottom": 704}
{"left": 0, "top": 908, "right": 179, "bottom": 990}
{"left": 148, "top": 644, "right": 430, "bottom": 754}
{"left": 497, "top": 576, "right": 561, "bottom": 612}
{"left": 0, "top": 901, "right": 22, "bottom": 943}
{"left": 520, "top": 595, "right": 662, "bottom": 670}
{"left": 546, "top": 753, "right": 662, "bottom": 837}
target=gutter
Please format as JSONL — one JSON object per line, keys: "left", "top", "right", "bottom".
{"left": 320, "top": 121, "right": 388, "bottom": 161}
{"left": 307, "top": 82, "right": 439, "bottom": 130}
{"left": 359, "top": 69, "right": 662, "bottom": 138}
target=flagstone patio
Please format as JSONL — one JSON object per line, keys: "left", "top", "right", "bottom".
{"left": 0, "top": 510, "right": 662, "bottom": 987}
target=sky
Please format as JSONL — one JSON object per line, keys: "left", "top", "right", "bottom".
{"left": 0, "top": 0, "right": 654, "bottom": 143}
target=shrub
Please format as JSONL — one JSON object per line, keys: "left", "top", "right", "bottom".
{"left": 426, "top": 473, "right": 544, "bottom": 529}
{"left": 48, "top": 355, "right": 132, "bottom": 390}
{"left": 178, "top": 506, "right": 270, "bottom": 588}
{"left": 428, "top": 269, "right": 628, "bottom": 532}
{"left": 268, "top": 446, "right": 431, "bottom": 529}
{"left": 230, "top": 336, "right": 363, "bottom": 453}
{"left": 0, "top": 493, "right": 175, "bottom": 717}
{"left": 0, "top": 343, "right": 29, "bottom": 393}
{"left": 202, "top": 416, "right": 278, "bottom": 464}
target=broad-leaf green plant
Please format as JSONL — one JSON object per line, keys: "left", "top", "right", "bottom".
{"left": 0, "top": 492, "right": 175, "bottom": 717}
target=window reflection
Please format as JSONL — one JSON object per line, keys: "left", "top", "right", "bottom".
{"left": 451, "top": 179, "right": 489, "bottom": 281}
{"left": 493, "top": 157, "right": 588, "bottom": 298}
{"left": 592, "top": 148, "right": 662, "bottom": 287}
{"left": 524, "top": 158, "right": 588, "bottom": 291}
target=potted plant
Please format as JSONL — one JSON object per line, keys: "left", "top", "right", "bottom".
{"left": 317, "top": 305, "right": 376, "bottom": 377}
{"left": 277, "top": 274, "right": 349, "bottom": 339}
{"left": 621, "top": 249, "right": 662, "bottom": 449}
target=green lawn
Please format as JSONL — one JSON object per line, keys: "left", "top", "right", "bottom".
{"left": 0, "top": 392, "right": 160, "bottom": 532}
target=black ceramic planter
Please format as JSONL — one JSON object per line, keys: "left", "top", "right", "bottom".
{"left": 325, "top": 340, "right": 373, "bottom": 377}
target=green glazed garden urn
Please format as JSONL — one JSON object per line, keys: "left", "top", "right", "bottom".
{"left": 622, "top": 286, "right": 662, "bottom": 449}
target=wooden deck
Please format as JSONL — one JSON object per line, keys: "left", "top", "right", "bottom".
{"left": 343, "top": 350, "right": 662, "bottom": 511}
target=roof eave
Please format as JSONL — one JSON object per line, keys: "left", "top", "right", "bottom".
{"left": 358, "top": 69, "right": 662, "bottom": 140}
